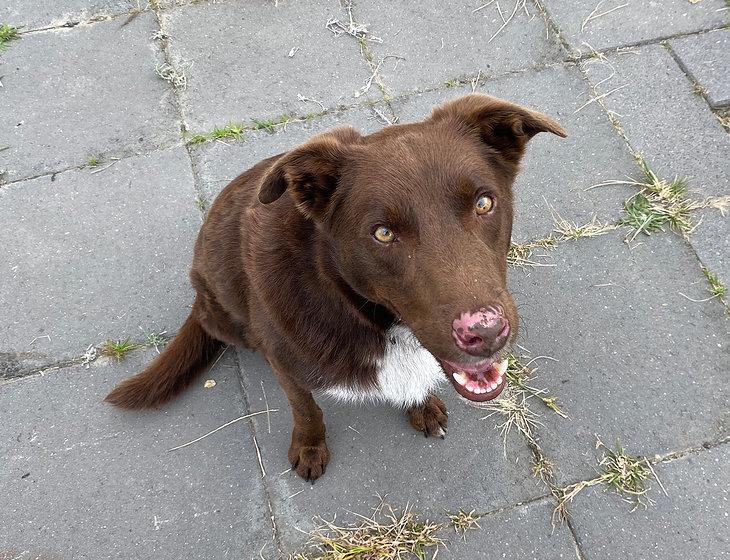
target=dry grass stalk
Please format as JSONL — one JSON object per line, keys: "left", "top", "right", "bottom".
{"left": 507, "top": 237, "right": 558, "bottom": 268}
{"left": 292, "top": 500, "right": 444, "bottom": 559}
{"left": 581, "top": 1, "right": 628, "bottom": 31}
{"left": 551, "top": 212, "right": 618, "bottom": 240}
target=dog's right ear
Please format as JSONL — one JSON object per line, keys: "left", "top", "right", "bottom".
{"left": 258, "top": 127, "right": 362, "bottom": 220}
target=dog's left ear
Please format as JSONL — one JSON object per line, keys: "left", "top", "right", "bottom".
{"left": 258, "top": 127, "right": 362, "bottom": 220}
{"left": 430, "top": 93, "right": 567, "bottom": 165}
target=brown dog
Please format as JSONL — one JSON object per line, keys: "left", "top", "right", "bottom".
{"left": 106, "top": 94, "right": 566, "bottom": 481}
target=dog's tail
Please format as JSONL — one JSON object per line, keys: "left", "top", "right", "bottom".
{"left": 105, "top": 311, "right": 222, "bottom": 409}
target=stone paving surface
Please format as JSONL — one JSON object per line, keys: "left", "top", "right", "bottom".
{"left": 1, "top": 1, "right": 728, "bottom": 559}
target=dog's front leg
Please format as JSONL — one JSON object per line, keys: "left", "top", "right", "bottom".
{"left": 407, "top": 394, "right": 448, "bottom": 439}
{"left": 270, "top": 364, "right": 330, "bottom": 482}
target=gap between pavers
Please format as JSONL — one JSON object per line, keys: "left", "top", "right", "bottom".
{"left": 3, "top": 0, "right": 137, "bottom": 31}
{"left": 444, "top": 497, "right": 578, "bottom": 559}
{"left": 0, "top": 11, "right": 180, "bottom": 184}
{"left": 0, "top": 147, "right": 199, "bottom": 373}
{"left": 508, "top": 231, "right": 728, "bottom": 487}
{"left": 0, "top": 349, "right": 271, "bottom": 560}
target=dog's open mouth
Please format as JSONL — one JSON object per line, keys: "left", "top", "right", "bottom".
{"left": 440, "top": 358, "right": 508, "bottom": 402}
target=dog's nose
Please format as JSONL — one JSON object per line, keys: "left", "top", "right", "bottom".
{"left": 452, "top": 306, "right": 510, "bottom": 355}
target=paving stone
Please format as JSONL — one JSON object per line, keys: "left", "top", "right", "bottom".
{"left": 392, "top": 64, "right": 637, "bottom": 241}
{"left": 3, "top": 0, "right": 136, "bottom": 30}
{"left": 671, "top": 29, "right": 730, "bottom": 109}
{"left": 0, "top": 13, "right": 178, "bottom": 183}
{"left": 569, "top": 445, "right": 729, "bottom": 560}
{"left": 585, "top": 44, "right": 730, "bottom": 197}
{"left": 540, "top": 0, "right": 728, "bottom": 52}
{"left": 0, "top": 350, "right": 271, "bottom": 560}
{"left": 357, "top": 0, "right": 563, "bottom": 96}
{"left": 192, "top": 106, "right": 385, "bottom": 200}
{"left": 508, "top": 232, "right": 729, "bottom": 485}
{"left": 164, "top": 0, "right": 374, "bottom": 133}
{"left": 236, "top": 349, "right": 543, "bottom": 552}
{"left": 446, "top": 498, "right": 578, "bottom": 559}
{"left": 0, "top": 148, "right": 199, "bottom": 371}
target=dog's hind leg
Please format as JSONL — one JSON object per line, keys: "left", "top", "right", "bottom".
{"left": 270, "top": 361, "right": 330, "bottom": 482}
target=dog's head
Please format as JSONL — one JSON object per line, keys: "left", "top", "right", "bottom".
{"left": 258, "top": 94, "right": 566, "bottom": 402}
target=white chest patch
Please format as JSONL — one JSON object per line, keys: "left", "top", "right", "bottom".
{"left": 322, "top": 325, "right": 445, "bottom": 408}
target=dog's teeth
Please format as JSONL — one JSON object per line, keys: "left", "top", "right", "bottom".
{"left": 494, "top": 359, "right": 508, "bottom": 376}
{"left": 489, "top": 382, "right": 497, "bottom": 392}
{"left": 453, "top": 371, "right": 468, "bottom": 386}
{"left": 466, "top": 380, "right": 479, "bottom": 393}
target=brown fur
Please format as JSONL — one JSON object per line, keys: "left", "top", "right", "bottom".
{"left": 106, "top": 94, "right": 566, "bottom": 481}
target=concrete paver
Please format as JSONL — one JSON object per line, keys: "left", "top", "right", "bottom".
{"left": 357, "top": 0, "right": 563, "bottom": 95}
{"left": 671, "top": 28, "right": 730, "bottom": 109}
{"left": 569, "top": 444, "right": 729, "bottom": 560}
{"left": 0, "top": 148, "right": 198, "bottom": 371}
{"left": 509, "top": 232, "right": 729, "bottom": 485}
{"left": 0, "top": 351, "right": 271, "bottom": 560}
{"left": 164, "top": 0, "right": 374, "bottom": 133}
{"left": 540, "top": 0, "right": 728, "bottom": 52}
{"left": 0, "top": 13, "right": 179, "bottom": 183}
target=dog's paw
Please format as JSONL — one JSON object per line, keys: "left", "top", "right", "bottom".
{"left": 288, "top": 441, "right": 330, "bottom": 482}
{"left": 408, "top": 395, "right": 448, "bottom": 438}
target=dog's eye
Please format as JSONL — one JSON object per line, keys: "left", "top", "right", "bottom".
{"left": 475, "top": 195, "right": 495, "bottom": 215}
{"left": 373, "top": 226, "right": 396, "bottom": 243}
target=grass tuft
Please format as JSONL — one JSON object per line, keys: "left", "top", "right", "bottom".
{"left": 446, "top": 508, "right": 482, "bottom": 538}
{"left": 194, "top": 196, "right": 208, "bottom": 212}
{"left": 0, "top": 24, "right": 20, "bottom": 51}
{"left": 702, "top": 267, "right": 727, "bottom": 301}
{"left": 87, "top": 156, "right": 101, "bottom": 168}
{"left": 592, "top": 161, "right": 730, "bottom": 240}
{"left": 554, "top": 437, "right": 663, "bottom": 520}
{"left": 188, "top": 123, "right": 246, "bottom": 145}
{"left": 292, "top": 500, "right": 444, "bottom": 559}
{"left": 251, "top": 114, "right": 293, "bottom": 133}
{"left": 142, "top": 329, "right": 168, "bottom": 352}
{"left": 102, "top": 338, "right": 138, "bottom": 360}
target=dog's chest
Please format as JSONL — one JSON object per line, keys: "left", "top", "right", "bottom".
{"left": 323, "top": 325, "right": 444, "bottom": 408}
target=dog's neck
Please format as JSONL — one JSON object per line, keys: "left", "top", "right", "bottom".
{"left": 314, "top": 233, "right": 396, "bottom": 333}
